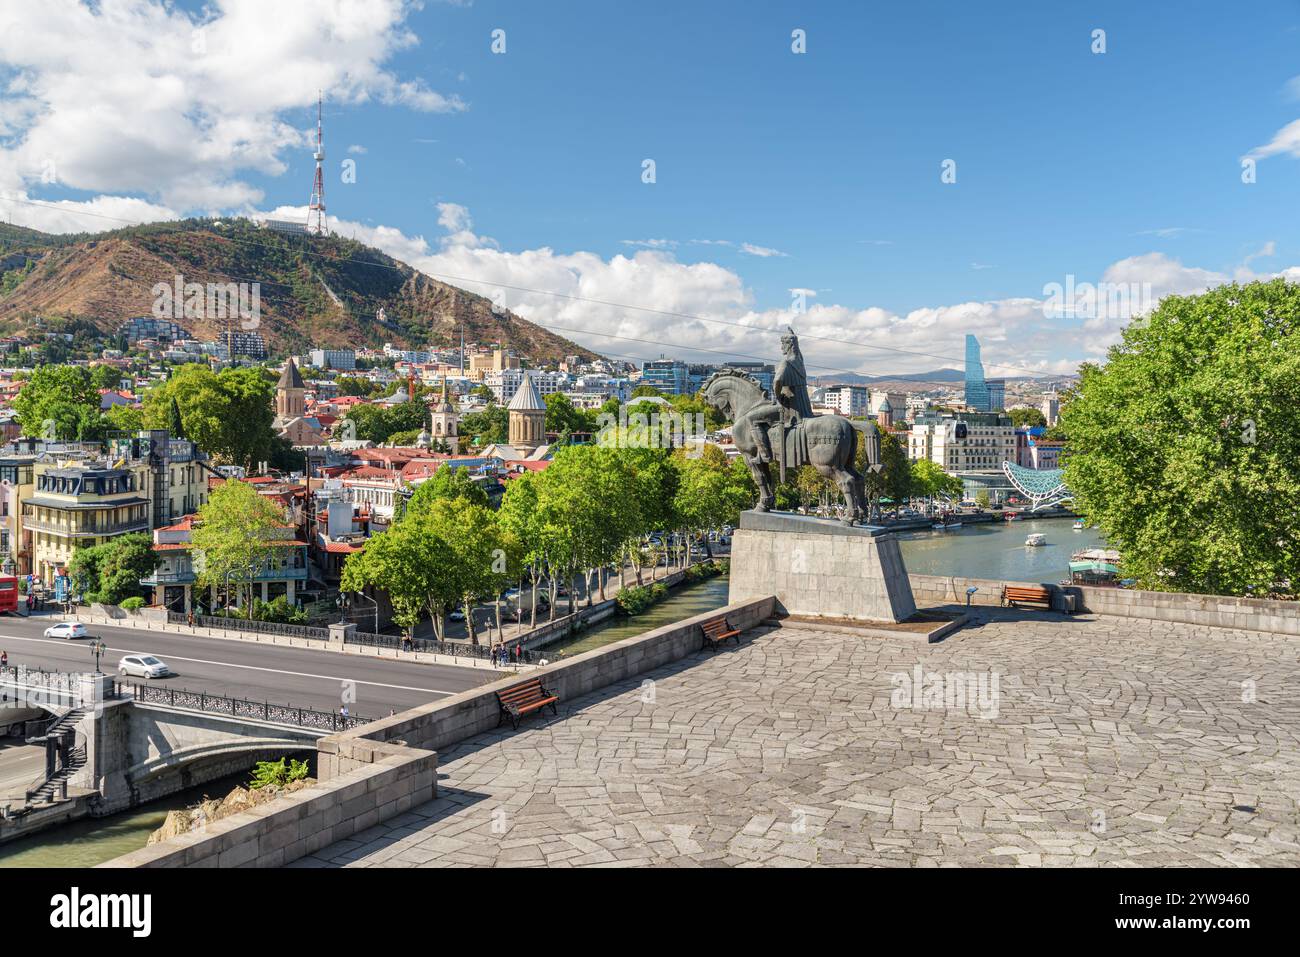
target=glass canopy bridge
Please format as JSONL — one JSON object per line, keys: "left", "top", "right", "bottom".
{"left": 1002, "top": 461, "right": 1072, "bottom": 511}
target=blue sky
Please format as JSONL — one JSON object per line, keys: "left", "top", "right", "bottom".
{"left": 3, "top": 1, "right": 1300, "bottom": 377}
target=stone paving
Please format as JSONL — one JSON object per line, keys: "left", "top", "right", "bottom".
{"left": 293, "top": 611, "right": 1300, "bottom": 867}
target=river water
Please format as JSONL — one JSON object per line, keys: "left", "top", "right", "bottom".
{"left": 0, "top": 769, "right": 252, "bottom": 868}
{"left": 895, "top": 515, "right": 1107, "bottom": 583}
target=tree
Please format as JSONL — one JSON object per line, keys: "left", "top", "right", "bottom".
{"left": 402, "top": 465, "right": 489, "bottom": 521}
{"left": 544, "top": 392, "right": 596, "bottom": 436}
{"left": 861, "top": 429, "right": 911, "bottom": 516}
{"left": 458, "top": 405, "right": 508, "bottom": 448}
{"left": 67, "top": 533, "right": 158, "bottom": 604}
{"left": 1008, "top": 407, "right": 1047, "bottom": 429}
{"left": 143, "top": 365, "right": 278, "bottom": 469}
{"left": 910, "top": 458, "right": 963, "bottom": 502}
{"left": 13, "top": 366, "right": 100, "bottom": 439}
{"left": 673, "top": 444, "right": 749, "bottom": 562}
{"left": 167, "top": 396, "right": 186, "bottom": 439}
{"left": 191, "top": 480, "right": 293, "bottom": 614}
{"left": 1061, "top": 279, "right": 1300, "bottom": 596}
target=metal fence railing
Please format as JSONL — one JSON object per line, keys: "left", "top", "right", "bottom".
{"left": 168, "top": 612, "right": 330, "bottom": 641}
{"left": 129, "top": 682, "right": 366, "bottom": 732}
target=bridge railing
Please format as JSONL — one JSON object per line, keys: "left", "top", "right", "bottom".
{"left": 128, "top": 682, "right": 367, "bottom": 732}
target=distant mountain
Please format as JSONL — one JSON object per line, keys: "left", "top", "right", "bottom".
{"left": 812, "top": 367, "right": 1056, "bottom": 389}
{"left": 0, "top": 218, "right": 599, "bottom": 361}
{"left": 811, "top": 368, "right": 964, "bottom": 387}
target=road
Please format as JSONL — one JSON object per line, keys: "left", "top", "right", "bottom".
{"left": 0, "top": 743, "right": 44, "bottom": 802}
{"left": 0, "top": 614, "right": 499, "bottom": 720}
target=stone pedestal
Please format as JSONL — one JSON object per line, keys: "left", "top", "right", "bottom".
{"left": 728, "top": 510, "right": 917, "bottom": 623}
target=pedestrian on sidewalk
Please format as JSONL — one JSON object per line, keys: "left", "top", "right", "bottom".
{"left": 0, "top": 650, "right": 7, "bottom": 672}
{"left": 187, "top": 610, "right": 194, "bottom": 628}
{"left": 340, "top": 704, "right": 349, "bottom": 723}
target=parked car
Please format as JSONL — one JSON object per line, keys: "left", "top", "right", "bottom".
{"left": 44, "top": 622, "right": 88, "bottom": 640}
{"left": 448, "top": 609, "right": 466, "bottom": 622}
{"left": 117, "top": 654, "right": 173, "bottom": 679}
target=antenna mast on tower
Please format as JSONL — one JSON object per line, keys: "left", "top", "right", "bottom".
{"left": 308, "top": 92, "right": 327, "bottom": 236}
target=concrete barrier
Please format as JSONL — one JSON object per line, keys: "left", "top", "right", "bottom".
{"left": 909, "top": 573, "right": 1299, "bottom": 636}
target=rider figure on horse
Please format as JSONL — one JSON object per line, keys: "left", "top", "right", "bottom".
{"left": 738, "top": 327, "right": 813, "bottom": 463}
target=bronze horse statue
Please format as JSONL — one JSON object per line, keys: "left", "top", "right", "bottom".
{"left": 701, "top": 369, "right": 879, "bottom": 525}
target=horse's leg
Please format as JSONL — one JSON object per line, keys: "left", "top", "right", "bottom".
{"left": 747, "top": 458, "right": 771, "bottom": 511}
{"left": 827, "top": 466, "right": 858, "bottom": 526}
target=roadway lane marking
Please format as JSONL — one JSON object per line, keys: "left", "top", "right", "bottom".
{"left": 0, "top": 634, "right": 460, "bottom": 697}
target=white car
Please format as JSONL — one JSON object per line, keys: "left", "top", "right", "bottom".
{"left": 44, "top": 622, "right": 88, "bottom": 640}
{"left": 118, "top": 655, "right": 173, "bottom": 679}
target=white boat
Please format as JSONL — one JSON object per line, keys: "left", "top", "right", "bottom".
{"left": 1072, "top": 520, "right": 1085, "bottom": 531}
{"left": 1025, "top": 533, "right": 1047, "bottom": 547}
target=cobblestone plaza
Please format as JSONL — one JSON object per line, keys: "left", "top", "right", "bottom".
{"left": 296, "top": 611, "right": 1300, "bottom": 867}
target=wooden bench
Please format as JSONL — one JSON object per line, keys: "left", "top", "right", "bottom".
{"left": 496, "top": 678, "right": 559, "bottom": 730}
{"left": 701, "top": 616, "right": 741, "bottom": 652}
{"left": 1001, "top": 584, "right": 1054, "bottom": 611}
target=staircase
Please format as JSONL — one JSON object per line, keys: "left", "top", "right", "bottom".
{"left": 27, "top": 745, "right": 86, "bottom": 803}
{"left": 26, "top": 707, "right": 86, "bottom": 744}
{"left": 22, "top": 707, "right": 89, "bottom": 805}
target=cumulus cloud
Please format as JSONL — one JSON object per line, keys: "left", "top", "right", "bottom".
{"left": 275, "top": 207, "right": 1296, "bottom": 381}
{"left": 0, "top": 0, "right": 462, "bottom": 211}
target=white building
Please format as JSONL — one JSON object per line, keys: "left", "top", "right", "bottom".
{"left": 487, "top": 368, "right": 568, "bottom": 405}
{"left": 908, "top": 416, "right": 1016, "bottom": 472}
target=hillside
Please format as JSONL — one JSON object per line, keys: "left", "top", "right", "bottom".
{"left": 0, "top": 218, "right": 599, "bottom": 362}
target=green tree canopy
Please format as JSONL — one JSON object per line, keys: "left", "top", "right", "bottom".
{"left": 13, "top": 365, "right": 100, "bottom": 439}
{"left": 143, "top": 365, "right": 278, "bottom": 468}
{"left": 1061, "top": 279, "right": 1300, "bottom": 595}
{"left": 191, "top": 479, "right": 293, "bottom": 613}
{"left": 67, "top": 533, "right": 158, "bottom": 605}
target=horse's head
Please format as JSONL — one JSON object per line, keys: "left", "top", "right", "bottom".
{"left": 700, "top": 368, "right": 766, "bottom": 420}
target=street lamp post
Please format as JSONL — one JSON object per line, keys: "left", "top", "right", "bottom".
{"left": 90, "top": 640, "right": 107, "bottom": 675}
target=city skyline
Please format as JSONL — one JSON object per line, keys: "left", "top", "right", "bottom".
{"left": 4, "top": 2, "right": 1300, "bottom": 380}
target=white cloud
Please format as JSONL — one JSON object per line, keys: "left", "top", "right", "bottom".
{"left": 1246, "top": 118, "right": 1300, "bottom": 160}
{"left": 0, "top": 0, "right": 462, "bottom": 211}
{"left": 621, "top": 239, "right": 677, "bottom": 250}
{"left": 298, "top": 207, "right": 1291, "bottom": 381}
{"left": 739, "top": 243, "right": 787, "bottom": 258}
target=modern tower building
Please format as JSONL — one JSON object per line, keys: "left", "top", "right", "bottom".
{"left": 964, "top": 334, "right": 991, "bottom": 412}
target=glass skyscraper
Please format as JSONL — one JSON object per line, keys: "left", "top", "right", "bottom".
{"left": 964, "top": 334, "right": 990, "bottom": 411}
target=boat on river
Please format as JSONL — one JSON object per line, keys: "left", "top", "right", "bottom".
{"left": 1025, "top": 533, "right": 1047, "bottom": 547}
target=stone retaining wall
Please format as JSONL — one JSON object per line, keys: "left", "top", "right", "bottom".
{"left": 909, "top": 573, "right": 1298, "bottom": 636}
{"left": 320, "top": 595, "right": 777, "bottom": 773}
{"left": 100, "top": 740, "right": 435, "bottom": 868}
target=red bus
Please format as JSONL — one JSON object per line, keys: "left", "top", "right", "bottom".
{"left": 0, "top": 575, "right": 17, "bottom": 614}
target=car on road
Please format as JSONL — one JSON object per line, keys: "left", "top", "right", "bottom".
{"left": 44, "top": 622, "right": 88, "bottom": 640}
{"left": 118, "top": 655, "right": 174, "bottom": 679}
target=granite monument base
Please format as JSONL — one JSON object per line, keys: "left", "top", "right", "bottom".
{"left": 728, "top": 510, "right": 917, "bottom": 623}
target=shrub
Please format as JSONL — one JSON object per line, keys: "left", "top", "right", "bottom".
{"left": 249, "top": 757, "right": 310, "bottom": 790}
{"left": 616, "top": 582, "right": 668, "bottom": 616}
{"left": 119, "top": 597, "right": 145, "bottom": 611}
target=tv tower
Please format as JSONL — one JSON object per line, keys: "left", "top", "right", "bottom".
{"left": 308, "top": 92, "right": 327, "bottom": 236}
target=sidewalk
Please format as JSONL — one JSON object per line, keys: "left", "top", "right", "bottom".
{"left": 56, "top": 610, "right": 540, "bottom": 675}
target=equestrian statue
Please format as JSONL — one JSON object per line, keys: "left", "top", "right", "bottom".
{"left": 701, "top": 328, "right": 881, "bottom": 526}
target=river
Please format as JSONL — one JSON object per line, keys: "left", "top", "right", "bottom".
{"left": 0, "top": 769, "right": 255, "bottom": 868}
{"left": 895, "top": 514, "right": 1107, "bottom": 582}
